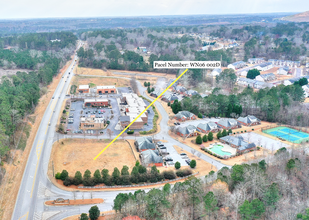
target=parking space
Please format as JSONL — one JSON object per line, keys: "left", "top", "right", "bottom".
{"left": 157, "top": 141, "right": 188, "bottom": 167}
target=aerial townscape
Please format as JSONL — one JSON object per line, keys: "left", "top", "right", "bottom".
{"left": 1, "top": 1, "right": 309, "bottom": 220}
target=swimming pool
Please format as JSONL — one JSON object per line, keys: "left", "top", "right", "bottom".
{"left": 209, "top": 145, "right": 232, "bottom": 156}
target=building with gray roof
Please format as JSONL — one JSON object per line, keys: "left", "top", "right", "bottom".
{"left": 197, "top": 122, "right": 219, "bottom": 133}
{"left": 176, "top": 125, "right": 198, "bottom": 137}
{"left": 237, "top": 115, "right": 261, "bottom": 126}
{"left": 220, "top": 135, "right": 256, "bottom": 153}
{"left": 217, "top": 118, "right": 239, "bottom": 130}
{"left": 140, "top": 150, "right": 163, "bottom": 167}
{"left": 134, "top": 137, "right": 156, "bottom": 152}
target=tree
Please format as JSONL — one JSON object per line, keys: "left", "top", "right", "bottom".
{"left": 60, "top": 170, "right": 69, "bottom": 181}
{"left": 131, "top": 166, "right": 139, "bottom": 176}
{"left": 138, "top": 165, "right": 147, "bottom": 174}
{"left": 222, "top": 129, "right": 227, "bottom": 137}
{"left": 258, "top": 160, "right": 267, "bottom": 171}
{"left": 121, "top": 165, "right": 130, "bottom": 175}
{"left": 147, "top": 86, "right": 151, "bottom": 93}
{"left": 80, "top": 213, "right": 89, "bottom": 220}
{"left": 204, "top": 191, "right": 219, "bottom": 219}
{"left": 208, "top": 132, "right": 214, "bottom": 141}
{"left": 203, "top": 134, "right": 208, "bottom": 142}
{"left": 74, "top": 171, "right": 83, "bottom": 185}
{"left": 83, "top": 169, "right": 91, "bottom": 179}
{"left": 239, "top": 200, "right": 253, "bottom": 220}
{"left": 147, "top": 82, "right": 150, "bottom": 87}
{"left": 196, "top": 135, "right": 202, "bottom": 144}
{"left": 89, "top": 205, "right": 100, "bottom": 220}
{"left": 190, "top": 160, "right": 196, "bottom": 168}
{"left": 216, "top": 131, "right": 222, "bottom": 139}
{"left": 144, "top": 82, "right": 147, "bottom": 87}
{"left": 175, "top": 161, "right": 181, "bottom": 169}
{"left": 263, "top": 183, "right": 280, "bottom": 208}
{"left": 231, "top": 164, "right": 245, "bottom": 185}
{"left": 93, "top": 169, "right": 102, "bottom": 183}
{"left": 101, "top": 169, "right": 110, "bottom": 184}
{"left": 228, "top": 129, "right": 232, "bottom": 134}
{"left": 198, "top": 112, "right": 203, "bottom": 118}
{"left": 251, "top": 198, "right": 265, "bottom": 219}
{"left": 112, "top": 167, "right": 120, "bottom": 178}
{"left": 246, "top": 69, "right": 260, "bottom": 79}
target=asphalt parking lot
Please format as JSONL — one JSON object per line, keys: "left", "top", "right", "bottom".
{"left": 158, "top": 141, "right": 189, "bottom": 167}
{"left": 66, "top": 98, "right": 120, "bottom": 134}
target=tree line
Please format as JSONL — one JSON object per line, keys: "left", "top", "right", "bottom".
{"left": 112, "top": 147, "right": 309, "bottom": 219}
{"left": 55, "top": 161, "right": 193, "bottom": 187}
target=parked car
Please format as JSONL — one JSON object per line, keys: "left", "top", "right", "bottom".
{"left": 165, "top": 157, "right": 173, "bottom": 162}
{"left": 177, "top": 122, "right": 180, "bottom": 125}
{"left": 185, "top": 159, "right": 191, "bottom": 165}
{"left": 159, "top": 146, "right": 167, "bottom": 150}
{"left": 180, "top": 153, "right": 187, "bottom": 157}
{"left": 174, "top": 122, "right": 177, "bottom": 125}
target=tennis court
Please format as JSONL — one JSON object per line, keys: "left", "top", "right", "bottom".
{"left": 263, "top": 126, "right": 309, "bottom": 144}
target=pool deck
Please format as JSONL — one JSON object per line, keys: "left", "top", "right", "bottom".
{"left": 207, "top": 142, "right": 237, "bottom": 156}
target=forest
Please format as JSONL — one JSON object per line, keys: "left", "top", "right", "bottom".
{"left": 177, "top": 78, "right": 307, "bottom": 126}
{"left": 0, "top": 31, "right": 77, "bottom": 161}
{"left": 112, "top": 147, "right": 309, "bottom": 220}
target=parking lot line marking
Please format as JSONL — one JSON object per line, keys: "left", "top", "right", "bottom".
{"left": 93, "top": 68, "right": 188, "bottom": 160}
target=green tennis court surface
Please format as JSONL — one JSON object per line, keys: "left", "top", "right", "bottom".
{"left": 263, "top": 126, "right": 309, "bottom": 144}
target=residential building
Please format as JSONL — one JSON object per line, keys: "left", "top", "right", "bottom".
{"left": 302, "top": 85, "right": 309, "bottom": 97}
{"left": 84, "top": 99, "right": 109, "bottom": 107}
{"left": 248, "top": 58, "right": 264, "bottom": 64}
{"left": 173, "top": 85, "right": 187, "bottom": 94}
{"left": 161, "top": 91, "right": 178, "bottom": 103}
{"left": 185, "top": 90, "right": 199, "bottom": 97}
{"left": 254, "top": 81, "right": 272, "bottom": 89}
{"left": 237, "top": 115, "right": 261, "bottom": 126}
{"left": 150, "top": 89, "right": 163, "bottom": 98}
{"left": 306, "top": 63, "right": 309, "bottom": 68}
{"left": 283, "top": 75, "right": 309, "bottom": 86}
{"left": 174, "top": 111, "right": 197, "bottom": 121}
{"left": 134, "top": 137, "right": 155, "bottom": 152}
{"left": 220, "top": 136, "right": 256, "bottom": 153}
{"left": 211, "top": 68, "right": 222, "bottom": 77}
{"left": 256, "top": 62, "right": 273, "bottom": 71}
{"left": 255, "top": 73, "right": 276, "bottom": 82}
{"left": 96, "top": 85, "right": 117, "bottom": 94}
{"left": 227, "top": 61, "right": 246, "bottom": 70}
{"left": 80, "top": 116, "right": 105, "bottom": 130}
{"left": 217, "top": 118, "right": 239, "bottom": 130}
{"left": 78, "top": 85, "right": 90, "bottom": 93}
{"left": 237, "top": 78, "right": 255, "bottom": 87}
{"left": 268, "top": 59, "right": 300, "bottom": 68}
{"left": 167, "top": 79, "right": 178, "bottom": 89}
{"left": 197, "top": 122, "right": 219, "bottom": 133}
{"left": 176, "top": 125, "right": 198, "bottom": 137}
{"left": 140, "top": 150, "right": 163, "bottom": 167}
{"left": 239, "top": 70, "right": 248, "bottom": 77}
{"left": 277, "top": 66, "right": 290, "bottom": 75}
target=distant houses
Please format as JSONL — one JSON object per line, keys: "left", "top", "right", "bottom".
{"left": 217, "top": 118, "right": 239, "bottom": 130}
{"left": 134, "top": 137, "right": 156, "bottom": 152}
{"left": 220, "top": 136, "right": 256, "bottom": 153}
{"left": 185, "top": 90, "right": 199, "bottom": 97}
{"left": 237, "top": 115, "right": 261, "bottom": 126}
{"left": 256, "top": 62, "right": 273, "bottom": 71}
{"left": 161, "top": 91, "right": 178, "bottom": 103}
{"left": 227, "top": 61, "right": 246, "bottom": 70}
{"left": 237, "top": 78, "right": 255, "bottom": 87}
{"left": 283, "top": 75, "right": 309, "bottom": 86}
{"left": 268, "top": 59, "right": 300, "bottom": 68}
{"left": 173, "top": 86, "right": 187, "bottom": 94}
{"left": 248, "top": 58, "right": 264, "bottom": 64}
{"left": 211, "top": 68, "right": 222, "bottom": 77}
{"left": 176, "top": 125, "right": 198, "bottom": 137}
{"left": 197, "top": 122, "right": 220, "bottom": 133}
{"left": 150, "top": 89, "right": 163, "bottom": 98}
{"left": 255, "top": 73, "right": 276, "bottom": 82}
{"left": 277, "top": 66, "right": 290, "bottom": 75}
{"left": 174, "top": 111, "right": 197, "bottom": 121}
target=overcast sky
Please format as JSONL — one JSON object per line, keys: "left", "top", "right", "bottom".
{"left": 0, "top": 0, "right": 308, "bottom": 19}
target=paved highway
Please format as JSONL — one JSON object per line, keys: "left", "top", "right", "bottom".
{"left": 12, "top": 49, "right": 229, "bottom": 219}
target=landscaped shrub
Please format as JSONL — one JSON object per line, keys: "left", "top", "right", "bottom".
{"left": 241, "top": 131, "right": 243, "bottom": 133}
{"left": 163, "top": 170, "right": 176, "bottom": 180}
{"left": 130, "top": 175, "right": 139, "bottom": 184}
{"left": 183, "top": 169, "right": 193, "bottom": 176}
{"left": 203, "top": 135, "right": 208, "bottom": 142}
{"left": 55, "top": 172, "right": 61, "bottom": 179}
{"left": 196, "top": 135, "right": 202, "bottom": 144}
{"left": 252, "top": 128, "right": 254, "bottom": 131}
{"left": 63, "top": 177, "right": 74, "bottom": 186}
{"left": 245, "top": 130, "right": 247, "bottom": 132}
{"left": 149, "top": 173, "right": 158, "bottom": 183}
{"left": 63, "top": 109, "right": 66, "bottom": 114}
{"left": 83, "top": 177, "right": 95, "bottom": 186}
{"left": 120, "top": 175, "right": 131, "bottom": 185}
{"left": 257, "top": 146, "right": 260, "bottom": 150}
{"left": 127, "top": 130, "right": 134, "bottom": 134}
{"left": 106, "top": 120, "right": 110, "bottom": 125}
{"left": 176, "top": 170, "right": 184, "bottom": 177}
{"left": 138, "top": 173, "right": 148, "bottom": 183}
{"left": 138, "top": 165, "right": 147, "bottom": 174}
{"left": 60, "top": 170, "right": 69, "bottom": 181}
{"left": 73, "top": 171, "right": 83, "bottom": 185}
{"left": 198, "top": 112, "right": 203, "bottom": 118}
{"left": 175, "top": 161, "right": 181, "bottom": 169}
{"left": 190, "top": 160, "right": 197, "bottom": 168}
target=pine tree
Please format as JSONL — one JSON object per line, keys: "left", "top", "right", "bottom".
{"left": 203, "top": 134, "right": 208, "bottom": 142}
{"left": 196, "top": 135, "right": 202, "bottom": 144}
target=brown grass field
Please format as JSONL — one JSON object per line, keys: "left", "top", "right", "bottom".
{"left": 48, "top": 139, "right": 137, "bottom": 177}
{"left": 71, "top": 75, "right": 130, "bottom": 88}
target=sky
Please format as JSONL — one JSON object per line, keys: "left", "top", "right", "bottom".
{"left": 0, "top": 0, "right": 308, "bottom": 19}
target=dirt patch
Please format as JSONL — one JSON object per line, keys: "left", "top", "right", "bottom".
{"left": 0, "top": 59, "right": 73, "bottom": 220}
{"left": 110, "top": 70, "right": 176, "bottom": 79}
{"left": 71, "top": 75, "right": 130, "bottom": 88}
{"left": 45, "top": 198, "right": 103, "bottom": 206}
{"left": 75, "top": 67, "right": 111, "bottom": 76}
{"left": 48, "top": 139, "right": 136, "bottom": 177}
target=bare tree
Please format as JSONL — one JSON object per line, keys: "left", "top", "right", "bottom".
{"left": 191, "top": 149, "right": 196, "bottom": 156}
{"left": 107, "top": 129, "right": 113, "bottom": 139}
